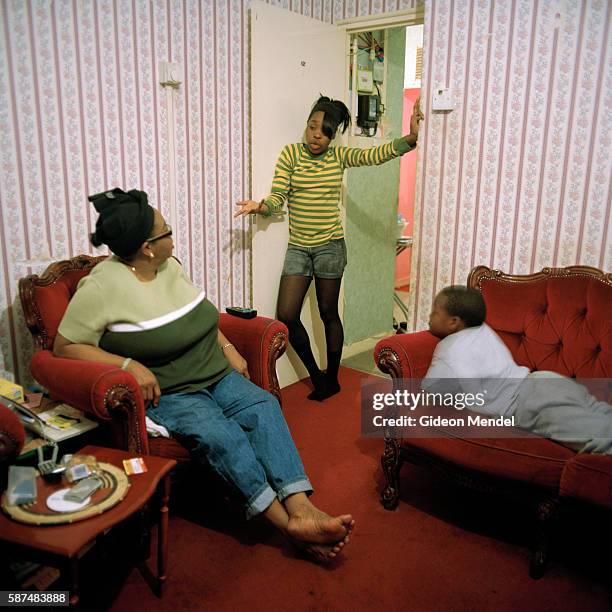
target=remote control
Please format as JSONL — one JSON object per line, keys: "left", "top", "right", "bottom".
{"left": 226, "top": 307, "right": 257, "bottom": 319}
{"left": 64, "top": 476, "right": 102, "bottom": 503}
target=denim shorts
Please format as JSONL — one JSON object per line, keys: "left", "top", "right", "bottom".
{"left": 281, "top": 238, "right": 347, "bottom": 279}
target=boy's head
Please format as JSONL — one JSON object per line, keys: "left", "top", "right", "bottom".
{"left": 428, "top": 286, "right": 486, "bottom": 338}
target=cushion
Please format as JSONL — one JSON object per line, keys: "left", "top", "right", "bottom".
{"left": 149, "top": 436, "right": 190, "bottom": 462}
{"left": 560, "top": 454, "right": 612, "bottom": 509}
{"left": 481, "top": 276, "right": 611, "bottom": 378}
{"left": 401, "top": 435, "right": 574, "bottom": 490}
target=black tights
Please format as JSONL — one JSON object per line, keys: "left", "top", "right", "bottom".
{"left": 277, "top": 275, "right": 343, "bottom": 400}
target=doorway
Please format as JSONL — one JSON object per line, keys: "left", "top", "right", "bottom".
{"left": 250, "top": 3, "right": 425, "bottom": 385}
{"left": 341, "top": 18, "right": 423, "bottom": 355}
{"left": 341, "top": 23, "right": 423, "bottom": 376}
{"left": 394, "top": 24, "right": 423, "bottom": 332}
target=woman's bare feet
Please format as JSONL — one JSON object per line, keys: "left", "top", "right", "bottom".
{"left": 285, "top": 502, "right": 354, "bottom": 545}
{"left": 288, "top": 531, "right": 350, "bottom": 562}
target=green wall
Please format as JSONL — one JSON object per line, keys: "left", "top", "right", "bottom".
{"left": 343, "top": 27, "right": 406, "bottom": 344}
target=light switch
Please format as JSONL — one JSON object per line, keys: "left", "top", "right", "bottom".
{"left": 432, "top": 87, "right": 454, "bottom": 111}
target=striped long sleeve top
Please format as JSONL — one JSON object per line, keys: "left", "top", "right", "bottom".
{"left": 262, "top": 137, "right": 415, "bottom": 247}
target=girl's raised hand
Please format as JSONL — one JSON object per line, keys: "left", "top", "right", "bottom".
{"left": 235, "top": 199, "right": 262, "bottom": 218}
{"left": 404, "top": 96, "right": 424, "bottom": 147}
{"left": 412, "top": 96, "right": 424, "bottom": 128}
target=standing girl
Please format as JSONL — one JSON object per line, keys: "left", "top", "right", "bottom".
{"left": 236, "top": 95, "right": 423, "bottom": 401}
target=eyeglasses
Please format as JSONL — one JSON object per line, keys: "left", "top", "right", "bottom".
{"left": 147, "top": 223, "right": 172, "bottom": 243}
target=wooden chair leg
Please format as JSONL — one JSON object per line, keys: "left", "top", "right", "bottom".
{"left": 381, "top": 437, "right": 403, "bottom": 510}
{"left": 156, "top": 474, "right": 171, "bottom": 597}
{"left": 529, "top": 497, "right": 558, "bottom": 579}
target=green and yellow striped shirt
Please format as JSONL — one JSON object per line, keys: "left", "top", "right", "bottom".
{"left": 262, "top": 138, "right": 414, "bottom": 246}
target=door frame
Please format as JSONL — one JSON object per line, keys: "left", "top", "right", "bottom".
{"left": 336, "top": 8, "right": 424, "bottom": 33}
{"left": 336, "top": 8, "right": 426, "bottom": 359}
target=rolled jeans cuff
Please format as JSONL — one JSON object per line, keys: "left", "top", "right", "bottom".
{"left": 277, "top": 477, "right": 313, "bottom": 502}
{"left": 245, "top": 478, "right": 314, "bottom": 519}
{"left": 246, "top": 484, "right": 278, "bottom": 520}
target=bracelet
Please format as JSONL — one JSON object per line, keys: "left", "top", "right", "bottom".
{"left": 221, "top": 342, "right": 234, "bottom": 351}
{"left": 121, "top": 357, "right": 132, "bottom": 370}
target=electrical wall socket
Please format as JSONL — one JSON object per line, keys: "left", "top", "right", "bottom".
{"left": 431, "top": 87, "right": 454, "bottom": 111}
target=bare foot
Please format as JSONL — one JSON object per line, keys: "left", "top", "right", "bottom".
{"left": 286, "top": 505, "right": 354, "bottom": 544}
{"left": 287, "top": 532, "right": 350, "bottom": 562}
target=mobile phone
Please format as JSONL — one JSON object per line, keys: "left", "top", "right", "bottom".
{"left": 64, "top": 476, "right": 102, "bottom": 503}
{"left": 226, "top": 307, "right": 257, "bottom": 319}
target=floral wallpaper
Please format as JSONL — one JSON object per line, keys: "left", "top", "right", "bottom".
{"left": 0, "top": 0, "right": 609, "bottom": 386}
{"left": 409, "top": 0, "right": 611, "bottom": 329}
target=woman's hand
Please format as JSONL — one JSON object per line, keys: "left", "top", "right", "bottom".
{"left": 53, "top": 336, "right": 162, "bottom": 406}
{"left": 224, "top": 345, "right": 250, "bottom": 379}
{"left": 235, "top": 200, "right": 266, "bottom": 218}
{"left": 126, "top": 360, "right": 162, "bottom": 405}
{"left": 404, "top": 96, "right": 424, "bottom": 147}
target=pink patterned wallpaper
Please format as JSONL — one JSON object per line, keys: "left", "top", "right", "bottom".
{"left": 0, "top": 0, "right": 419, "bottom": 384}
{"left": 409, "top": 0, "right": 611, "bottom": 329}
{"left": 0, "top": 0, "right": 609, "bottom": 385}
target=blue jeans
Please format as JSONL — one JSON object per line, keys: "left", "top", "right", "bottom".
{"left": 147, "top": 370, "right": 312, "bottom": 518}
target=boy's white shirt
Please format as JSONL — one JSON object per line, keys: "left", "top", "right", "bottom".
{"left": 423, "top": 323, "right": 530, "bottom": 416}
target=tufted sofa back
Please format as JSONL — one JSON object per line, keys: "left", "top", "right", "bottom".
{"left": 469, "top": 266, "right": 610, "bottom": 378}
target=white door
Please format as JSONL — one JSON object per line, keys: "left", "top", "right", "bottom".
{"left": 250, "top": 1, "right": 346, "bottom": 387}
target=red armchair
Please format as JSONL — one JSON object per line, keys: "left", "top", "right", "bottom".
{"left": 0, "top": 403, "right": 26, "bottom": 489}
{"left": 19, "top": 255, "right": 288, "bottom": 463}
{"left": 375, "top": 265, "right": 611, "bottom": 577}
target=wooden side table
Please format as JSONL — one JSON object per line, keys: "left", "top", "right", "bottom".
{"left": 0, "top": 445, "right": 176, "bottom": 606}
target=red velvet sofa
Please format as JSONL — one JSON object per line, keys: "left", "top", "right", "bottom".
{"left": 19, "top": 255, "right": 288, "bottom": 464}
{"left": 375, "top": 265, "right": 611, "bottom": 577}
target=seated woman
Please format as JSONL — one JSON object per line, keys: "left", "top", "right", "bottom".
{"left": 54, "top": 188, "right": 353, "bottom": 561}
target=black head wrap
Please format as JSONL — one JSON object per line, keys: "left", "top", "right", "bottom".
{"left": 309, "top": 95, "right": 351, "bottom": 140}
{"left": 89, "top": 188, "right": 155, "bottom": 258}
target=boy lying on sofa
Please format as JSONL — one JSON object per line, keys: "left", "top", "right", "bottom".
{"left": 423, "top": 285, "right": 612, "bottom": 454}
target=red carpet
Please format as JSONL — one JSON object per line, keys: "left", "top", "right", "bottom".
{"left": 103, "top": 367, "right": 610, "bottom": 611}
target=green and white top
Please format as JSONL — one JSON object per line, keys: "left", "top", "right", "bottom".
{"left": 262, "top": 138, "right": 415, "bottom": 247}
{"left": 58, "top": 256, "right": 232, "bottom": 394}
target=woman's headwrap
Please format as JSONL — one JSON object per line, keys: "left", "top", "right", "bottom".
{"left": 89, "top": 188, "right": 155, "bottom": 258}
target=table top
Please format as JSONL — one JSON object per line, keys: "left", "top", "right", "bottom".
{"left": 0, "top": 446, "right": 176, "bottom": 557}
